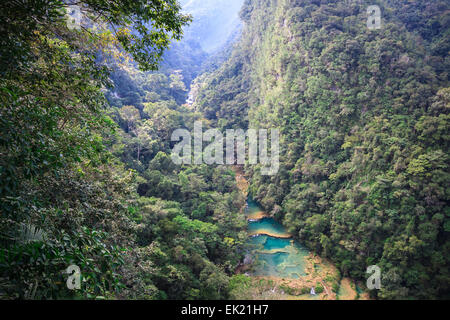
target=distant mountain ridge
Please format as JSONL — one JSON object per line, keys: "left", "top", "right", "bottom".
{"left": 180, "top": 0, "right": 244, "bottom": 53}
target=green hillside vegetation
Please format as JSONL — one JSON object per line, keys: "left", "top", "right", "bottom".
{"left": 1, "top": 0, "right": 449, "bottom": 300}
{"left": 0, "top": 0, "right": 246, "bottom": 300}
{"left": 194, "top": 0, "right": 450, "bottom": 299}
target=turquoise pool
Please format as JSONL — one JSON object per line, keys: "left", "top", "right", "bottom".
{"left": 245, "top": 198, "right": 309, "bottom": 279}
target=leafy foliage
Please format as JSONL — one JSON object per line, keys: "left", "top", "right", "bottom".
{"left": 195, "top": 0, "right": 450, "bottom": 299}
{"left": 1, "top": 0, "right": 244, "bottom": 300}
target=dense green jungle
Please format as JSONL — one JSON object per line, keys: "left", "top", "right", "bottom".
{"left": 0, "top": 0, "right": 449, "bottom": 300}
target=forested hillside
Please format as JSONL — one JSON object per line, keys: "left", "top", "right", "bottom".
{"left": 0, "top": 0, "right": 246, "bottom": 300}
{"left": 1, "top": 0, "right": 449, "bottom": 301}
{"left": 194, "top": 0, "right": 450, "bottom": 299}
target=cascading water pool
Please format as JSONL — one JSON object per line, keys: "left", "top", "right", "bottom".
{"left": 245, "top": 197, "right": 310, "bottom": 279}
{"left": 234, "top": 168, "right": 364, "bottom": 300}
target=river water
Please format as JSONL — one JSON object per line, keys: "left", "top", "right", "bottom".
{"left": 245, "top": 197, "right": 310, "bottom": 279}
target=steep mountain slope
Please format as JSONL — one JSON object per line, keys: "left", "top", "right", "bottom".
{"left": 194, "top": 0, "right": 450, "bottom": 299}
